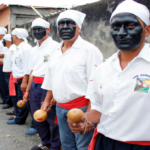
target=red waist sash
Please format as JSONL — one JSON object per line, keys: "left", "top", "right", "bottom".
{"left": 88, "top": 127, "right": 99, "bottom": 150}
{"left": 17, "top": 77, "right": 23, "bottom": 81}
{"left": 0, "top": 63, "right": 3, "bottom": 65}
{"left": 9, "top": 73, "right": 17, "bottom": 96}
{"left": 33, "top": 76, "right": 44, "bottom": 84}
{"left": 57, "top": 96, "right": 89, "bottom": 109}
{"left": 88, "top": 127, "right": 150, "bottom": 150}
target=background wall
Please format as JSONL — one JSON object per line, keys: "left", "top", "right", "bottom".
{"left": 18, "top": 0, "right": 150, "bottom": 59}
{"left": 0, "top": 7, "right": 10, "bottom": 33}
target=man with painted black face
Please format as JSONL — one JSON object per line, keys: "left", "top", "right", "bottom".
{"left": 41, "top": 10, "right": 103, "bottom": 150}
{"left": 23, "top": 18, "right": 61, "bottom": 150}
{"left": 67, "top": 1, "right": 150, "bottom": 150}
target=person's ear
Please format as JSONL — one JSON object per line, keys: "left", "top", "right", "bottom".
{"left": 144, "top": 25, "right": 150, "bottom": 37}
{"left": 46, "top": 28, "right": 50, "bottom": 34}
{"left": 79, "top": 28, "right": 81, "bottom": 33}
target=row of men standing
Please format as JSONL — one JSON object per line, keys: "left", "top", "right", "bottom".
{"left": 0, "top": 9, "right": 103, "bottom": 150}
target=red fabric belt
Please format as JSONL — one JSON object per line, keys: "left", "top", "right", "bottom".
{"left": 88, "top": 127, "right": 150, "bottom": 150}
{"left": 0, "top": 63, "right": 3, "bottom": 65}
{"left": 88, "top": 127, "right": 99, "bottom": 150}
{"left": 124, "top": 141, "right": 150, "bottom": 145}
{"left": 33, "top": 76, "right": 44, "bottom": 84}
{"left": 17, "top": 77, "right": 23, "bottom": 81}
{"left": 57, "top": 96, "right": 89, "bottom": 109}
{"left": 9, "top": 73, "right": 17, "bottom": 96}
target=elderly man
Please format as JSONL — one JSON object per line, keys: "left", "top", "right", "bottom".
{"left": 6, "top": 28, "right": 31, "bottom": 125}
{"left": 0, "top": 34, "right": 17, "bottom": 114}
{"left": 24, "top": 18, "right": 61, "bottom": 150}
{"left": 0, "top": 27, "right": 13, "bottom": 108}
{"left": 67, "top": 1, "right": 150, "bottom": 150}
{"left": 41, "top": 10, "right": 103, "bottom": 150}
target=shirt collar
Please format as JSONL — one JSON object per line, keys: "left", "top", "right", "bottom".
{"left": 137, "top": 43, "right": 150, "bottom": 62}
{"left": 57, "top": 35, "right": 83, "bottom": 50}
{"left": 107, "top": 43, "right": 150, "bottom": 63}
{"left": 37, "top": 37, "right": 52, "bottom": 48}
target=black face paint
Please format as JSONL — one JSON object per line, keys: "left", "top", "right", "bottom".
{"left": 32, "top": 26, "right": 46, "bottom": 40}
{"left": 58, "top": 18, "right": 76, "bottom": 40}
{"left": 111, "top": 13, "right": 143, "bottom": 51}
{"left": 2, "top": 39, "right": 6, "bottom": 47}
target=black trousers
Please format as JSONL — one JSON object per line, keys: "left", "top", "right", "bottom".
{"left": 4, "top": 72, "right": 14, "bottom": 105}
{"left": 0, "top": 65, "right": 11, "bottom": 104}
{"left": 14, "top": 79, "right": 29, "bottom": 124}
{"left": 95, "top": 133, "right": 150, "bottom": 150}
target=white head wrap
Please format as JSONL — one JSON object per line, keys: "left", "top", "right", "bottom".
{"left": 110, "top": 0, "right": 150, "bottom": 25}
{"left": 57, "top": 10, "right": 86, "bottom": 29}
{"left": 3, "top": 34, "right": 11, "bottom": 42}
{"left": 0, "top": 27, "right": 7, "bottom": 35}
{"left": 31, "top": 18, "right": 50, "bottom": 28}
{"left": 12, "top": 28, "right": 28, "bottom": 42}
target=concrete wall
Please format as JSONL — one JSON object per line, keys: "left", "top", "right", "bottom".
{"left": 10, "top": 5, "right": 60, "bottom": 32}
{"left": 0, "top": 7, "right": 10, "bottom": 33}
{"left": 18, "top": 0, "right": 150, "bottom": 59}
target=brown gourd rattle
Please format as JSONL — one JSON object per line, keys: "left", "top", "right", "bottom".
{"left": 67, "top": 108, "right": 84, "bottom": 135}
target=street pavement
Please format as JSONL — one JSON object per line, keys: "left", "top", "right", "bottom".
{"left": 0, "top": 101, "right": 41, "bottom": 150}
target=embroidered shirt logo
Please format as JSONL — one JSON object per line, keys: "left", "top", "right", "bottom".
{"left": 134, "top": 77, "right": 150, "bottom": 93}
{"left": 43, "top": 54, "right": 50, "bottom": 62}
{"left": 15, "top": 57, "right": 18, "bottom": 64}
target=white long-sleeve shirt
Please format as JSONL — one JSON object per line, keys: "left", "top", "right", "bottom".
{"left": 90, "top": 43, "right": 150, "bottom": 142}
{"left": 42, "top": 36, "right": 103, "bottom": 103}
{"left": 3, "top": 44, "right": 16, "bottom": 72}
{"left": 28, "top": 37, "right": 58, "bottom": 77}
{"left": 12, "top": 41, "right": 32, "bottom": 78}
{"left": 0, "top": 40, "right": 7, "bottom": 60}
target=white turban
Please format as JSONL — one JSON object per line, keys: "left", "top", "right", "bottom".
{"left": 0, "top": 27, "right": 7, "bottom": 35}
{"left": 3, "top": 34, "right": 11, "bottom": 42}
{"left": 31, "top": 18, "right": 50, "bottom": 28}
{"left": 110, "top": 0, "right": 150, "bottom": 25}
{"left": 12, "top": 28, "right": 28, "bottom": 42}
{"left": 57, "top": 10, "right": 86, "bottom": 29}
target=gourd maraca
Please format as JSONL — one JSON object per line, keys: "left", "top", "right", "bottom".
{"left": 17, "top": 100, "right": 26, "bottom": 108}
{"left": 33, "top": 105, "right": 52, "bottom": 122}
{"left": 67, "top": 108, "right": 84, "bottom": 135}
{"left": 33, "top": 110, "right": 48, "bottom": 122}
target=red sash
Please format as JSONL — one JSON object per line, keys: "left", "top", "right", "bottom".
{"left": 0, "top": 63, "right": 3, "bottom": 65}
{"left": 88, "top": 127, "right": 150, "bottom": 149}
{"left": 17, "top": 77, "right": 23, "bottom": 81}
{"left": 33, "top": 76, "right": 44, "bottom": 84}
{"left": 9, "top": 73, "right": 17, "bottom": 96}
{"left": 125, "top": 141, "right": 150, "bottom": 145}
{"left": 57, "top": 96, "right": 89, "bottom": 109}
{"left": 88, "top": 127, "right": 99, "bottom": 150}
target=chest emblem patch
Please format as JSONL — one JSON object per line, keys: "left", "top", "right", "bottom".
{"left": 15, "top": 57, "right": 18, "bottom": 64}
{"left": 134, "top": 77, "right": 150, "bottom": 93}
{"left": 44, "top": 54, "right": 50, "bottom": 62}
